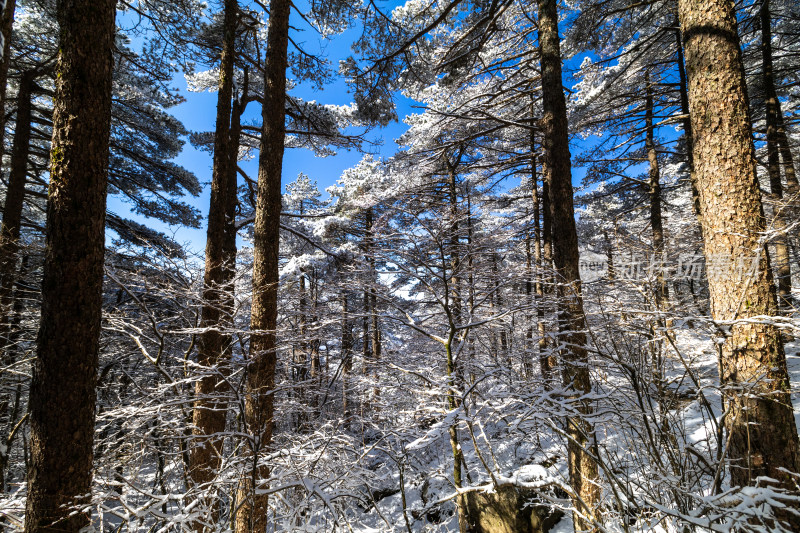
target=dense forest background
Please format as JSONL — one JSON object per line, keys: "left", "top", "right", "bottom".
{"left": 0, "top": 0, "right": 798, "bottom": 532}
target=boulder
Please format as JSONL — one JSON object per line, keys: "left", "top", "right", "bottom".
{"left": 463, "top": 485, "right": 564, "bottom": 533}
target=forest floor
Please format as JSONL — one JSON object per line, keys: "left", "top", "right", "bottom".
{"left": 346, "top": 322, "right": 800, "bottom": 533}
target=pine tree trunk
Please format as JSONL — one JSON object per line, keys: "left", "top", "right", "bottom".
{"left": 531, "top": 147, "right": 552, "bottom": 382}
{"left": 540, "top": 160, "right": 555, "bottom": 383}
{"left": 0, "top": 71, "right": 33, "bottom": 362}
{"left": 0, "top": 71, "right": 32, "bottom": 445}
{"left": 491, "top": 255, "right": 510, "bottom": 368}
{"left": 775, "top": 107, "right": 800, "bottom": 276}
{"left": 465, "top": 188, "right": 476, "bottom": 382}
{"left": 309, "top": 272, "right": 321, "bottom": 381}
{"left": 541, "top": 175, "right": 553, "bottom": 272}
{"left": 24, "top": 1, "right": 116, "bottom": 531}
{"left": 447, "top": 159, "right": 461, "bottom": 335}
{"left": 362, "top": 284, "right": 371, "bottom": 373}
{"left": 645, "top": 74, "right": 667, "bottom": 307}
{"left": 341, "top": 292, "right": 353, "bottom": 423}
{"left": 0, "top": 253, "right": 27, "bottom": 491}
{"left": 190, "top": 0, "right": 239, "bottom": 527}
{"left": 646, "top": 76, "right": 669, "bottom": 395}
{"left": 760, "top": 0, "right": 792, "bottom": 310}
{"left": 444, "top": 157, "right": 472, "bottom": 531}
{"left": 673, "top": 20, "right": 702, "bottom": 219}
{"left": 297, "top": 268, "right": 310, "bottom": 429}
{"left": 525, "top": 231, "right": 534, "bottom": 378}
{"left": 677, "top": 0, "right": 800, "bottom": 520}
{"left": 369, "top": 261, "right": 380, "bottom": 392}
{"left": 446, "top": 334, "right": 470, "bottom": 532}
{"left": 445, "top": 155, "right": 468, "bottom": 381}
{"left": 775, "top": 106, "right": 798, "bottom": 198}
{"left": 235, "top": 0, "right": 289, "bottom": 529}
{"left": 0, "top": 0, "right": 16, "bottom": 176}
{"left": 604, "top": 230, "right": 614, "bottom": 280}
{"left": 362, "top": 207, "right": 380, "bottom": 407}
{"left": 536, "top": 0, "right": 600, "bottom": 529}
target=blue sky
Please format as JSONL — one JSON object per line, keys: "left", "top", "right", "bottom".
{"left": 108, "top": 2, "right": 594, "bottom": 255}
{"left": 108, "top": 9, "right": 416, "bottom": 254}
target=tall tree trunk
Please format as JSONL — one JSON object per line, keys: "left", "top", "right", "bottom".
{"left": 190, "top": 1, "right": 239, "bottom": 525}
{"left": 0, "top": 0, "right": 16, "bottom": 176}
{"left": 775, "top": 106, "right": 798, "bottom": 198}
{"left": 525, "top": 231, "right": 534, "bottom": 378}
{"left": 542, "top": 175, "right": 553, "bottom": 273}
{"left": 465, "top": 187, "right": 476, "bottom": 383}
{"left": 540, "top": 158, "right": 555, "bottom": 385}
{"left": 362, "top": 207, "right": 380, "bottom": 407}
{"left": 369, "top": 271, "right": 380, "bottom": 393}
{"left": 531, "top": 139, "right": 553, "bottom": 383}
{"left": 0, "top": 71, "right": 33, "bottom": 362}
{"left": 362, "top": 209, "right": 373, "bottom": 364}
{"left": 760, "top": 0, "right": 792, "bottom": 310}
{"left": 235, "top": 0, "right": 289, "bottom": 529}
{"left": 603, "top": 230, "right": 614, "bottom": 280}
{"left": 645, "top": 75, "right": 670, "bottom": 397}
{"left": 447, "top": 336, "right": 470, "bottom": 532}
{"left": 445, "top": 155, "right": 468, "bottom": 384}
{"left": 491, "top": 254, "right": 510, "bottom": 368}
{"left": 536, "top": 0, "right": 601, "bottom": 529}
{"left": 24, "top": 1, "right": 116, "bottom": 531}
{"left": 362, "top": 286, "right": 371, "bottom": 373}
{"left": 0, "top": 71, "right": 32, "bottom": 445}
{"left": 296, "top": 267, "right": 310, "bottom": 430}
{"left": 340, "top": 291, "right": 353, "bottom": 423}
{"left": 645, "top": 73, "right": 667, "bottom": 308}
{"left": 308, "top": 272, "right": 321, "bottom": 381}
{"left": 444, "top": 156, "right": 472, "bottom": 531}
{"left": 775, "top": 107, "right": 800, "bottom": 275}
{"left": 0, "top": 253, "right": 27, "bottom": 491}
{"left": 677, "top": 0, "right": 800, "bottom": 523}
{"left": 673, "top": 19, "right": 702, "bottom": 219}
{"left": 446, "top": 158, "right": 461, "bottom": 339}
{"left": 297, "top": 199, "right": 310, "bottom": 407}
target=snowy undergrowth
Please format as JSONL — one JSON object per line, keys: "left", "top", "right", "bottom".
{"left": 1, "top": 292, "right": 797, "bottom": 532}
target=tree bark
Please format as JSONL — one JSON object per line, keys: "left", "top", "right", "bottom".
{"left": 775, "top": 106, "right": 798, "bottom": 199}
{"left": 536, "top": 0, "right": 600, "bottom": 529}
{"left": 760, "top": 0, "right": 792, "bottom": 311}
{"left": 295, "top": 267, "right": 310, "bottom": 430}
{"left": 24, "top": 1, "right": 116, "bottom": 531}
{"left": 465, "top": 188, "right": 476, "bottom": 383}
{"left": 531, "top": 146, "right": 553, "bottom": 383}
{"left": 340, "top": 291, "right": 353, "bottom": 422}
{"left": 0, "top": 253, "right": 26, "bottom": 491}
{"left": 0, "top": 0, "right": 16, "bottom": 177}
{"left": 235, "top": 0, "right": 289, "bottom": 529}
{"left": 603, "top": 230, "right": 614, "bottom": 280}
{"left": 447, "top": 341, "right": 470, "bottom": 532}
{"left": 361, "top": 207, "right": 380, "bottom": 408}
{"left": 775, "top": 106, "right": 799, "bottom": 275}
{"left": 0, "top": 71, "right": 32, "bottom": 457}
{"left": 308, "top": 271, "right": 321, "bottom": 381}
{"left": 525, "top": 231, "right": 534, "bottom": 378}
{"left": 645, "top": 73, "right": 667, "bottom": 308}
{"left": 446, "top": 157, "right": 461, "bottom": 338}
{"left": 0, "top": 71, "right": 33, "bottom": 362}
{"left": 368, "top": 229, "right": 380, "bottom": 396}
{"left": 444, "top": 155, "right": 472, "bottom": 532}
{"left": 190, "top": 0, "right": 239, "bottom": 527}
{"left": 673, "top": 20, "right": 702, "bottom": 219}
{"left": 540, "top": 158, "right": 555, "bottom": 385}
{"left": 677, "top": 0, "right": 800, "bottom": 521}
{"left": 362, "top": 284, "right": 371, "bottom": 377}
